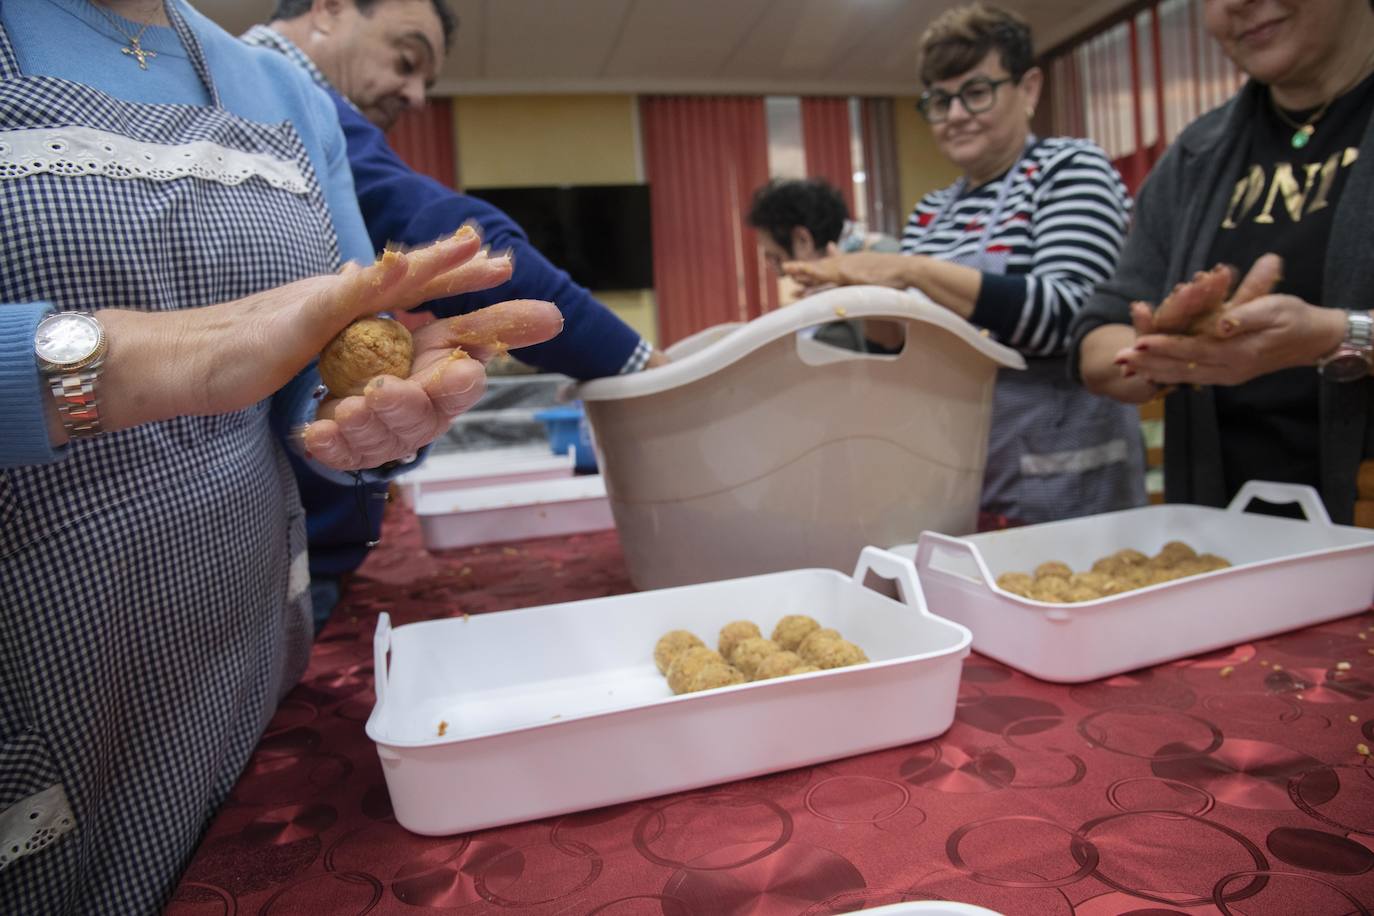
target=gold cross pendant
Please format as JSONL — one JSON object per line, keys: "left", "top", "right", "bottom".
{"left": 122, "top": 38, "right": 157, "bottom": 70}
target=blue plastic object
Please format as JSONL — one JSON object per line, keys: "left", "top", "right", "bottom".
{"left": 534, "top": 402, "right": 598, "bottom": 472}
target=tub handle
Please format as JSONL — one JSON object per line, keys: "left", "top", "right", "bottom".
{"left": 1227, "top": 481, "right": 1331, "bottom": 525}
{"left": 372, "top": 612, "right": 392, "bottom": 707}
{"left": 852, "top": 546, "right": 933, "bottom": 617}
{"left": 914, "top": 531, "right": 995, "bottom": 589}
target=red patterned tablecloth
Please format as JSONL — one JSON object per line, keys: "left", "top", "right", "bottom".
{"left": 167, "top": 505, "right": 1374, "bottom": 915}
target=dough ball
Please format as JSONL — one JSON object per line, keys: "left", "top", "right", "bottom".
{"left": 1113, "top": 548, "right": 1150, "bottom": 567}
{"left": 667, "top": 646, "right": 725, "bottom": 695}
{"left": 1063, "top": 585, "right": 1101, "bottom": 603}
{"left": 797, "top": 628, "right": 843, "bottom": 663}
{"left": 753, "top": 650, "right": 806, "bottom": 681}
{"left": 808, "top": 638, "right": 869, "bottom": 670}
{"left": 685, "top": 663, "right": 746, "bottom": 693}
{"left": 771, "top": 615, "right": 821, "bottom": 652}
{"left": 318, "top": 316, "right": 414, "bottom": 396}
{"left": 995, "top": 572, "right": 1035, "bottom": 596}
{"left": 1034, "top": 575, "right": 1072, "bottom": 599}
{"left": 1034, "top": 561, "right": 1074, "bottom": 580}
{"left": 654, "top": 630, "right": 704, "bottom": 675}
{"left": 1151, "top": 540, "right": 1198, "bottom": 568}
{"left": 1196, "top": 553, "right": 1232, "bottom": 572}
{"left": 718, "top": 620, "right": 762, "bottom": 660}
{"left": 729, "top": 637, "right": 782, "bottom": 678}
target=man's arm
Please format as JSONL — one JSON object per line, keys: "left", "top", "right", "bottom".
{"left": 334, "top": 92, "right": 650, "bottom": 380}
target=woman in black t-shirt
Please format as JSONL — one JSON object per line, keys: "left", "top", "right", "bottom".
{"left": 1072, "top": 0, "right": 1374, "bottom": 524}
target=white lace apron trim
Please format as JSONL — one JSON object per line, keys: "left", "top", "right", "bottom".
{"left": 0, "top": 126, "right": 309, "bottom": 193}
{"left": 0, "top": 784, "right": 76, "bottom": 874}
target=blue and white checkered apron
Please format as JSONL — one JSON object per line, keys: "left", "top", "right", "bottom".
{"left": 0, "top": 4, "right": 341, "bottom": 912}
{"left": 929, "top": 139, "right": 1145, "bottom": 524}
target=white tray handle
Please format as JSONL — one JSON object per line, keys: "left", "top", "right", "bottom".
{"left": 852, "top": 546, "right": 933, "bottom": 616}
{"left": 914, "top": 531, "right": 995, "bottom": 588}
{"left": 373, "top": 612, "right": 392, "bottom": 707}
{"left": 1227, "top": 481, "right": 1332, "bottom": 526}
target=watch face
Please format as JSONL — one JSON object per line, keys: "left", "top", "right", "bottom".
{"left": 1322, "top": 353, "right": 1371, "bottom": 383}
{"left": 35, "top": 313, "right": 101, "bottom": 366}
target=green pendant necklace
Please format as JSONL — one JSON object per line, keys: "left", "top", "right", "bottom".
{"left": 1270, "top": 98, "right": 1330, "bottom": 150}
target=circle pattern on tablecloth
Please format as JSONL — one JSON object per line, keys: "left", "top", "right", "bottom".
{"left": 242, "top": 803, "right": 337, "bottom": 845}
{"left": 583, "top": 894, "right": 695, "bottom": 915}
{"left": 1077, "top": 810, "right": 1269, "bottom": 906}
{"left": 1288, "top": 763, "right": 1374, "bottom": 834}
{"left": 471, "top": 839, "right": 603, "bottom": 908}
{"left": 887, "top": 866, "right": 1076, "bottom": 915}
{"left": 258, "top": 871, "right": 384, "bottom": 915}
{"left": 230, "top": 751, "right": 352, "bottom": 806}
{"left": 975, "top": 744, "right": 1086, "bottom": 790}
{"left": 1151, "top": 738, "right": 1325, "bottom": 810}
{"left": 1078, "top": 706, "right": 1224, "bottom": 760}
{"left": 1212, "top": 869, "right": 1371, "bottom": 915}
{"left": 633, "top": 794, "right": 792, "bottom": 871}
{"left": 1072, "top": 888, "right": 1234, "bottom": 914}
{"left": 1070, "top": 670, "right": 1199, "bottom": 710}
{"left": 803, "top": 775, "right": 910, "bottom": 824}
{"left": 387, "top": 838, "right": 525, "bottom": 908}
{"left": 956, "top": 695, "right": 1063, "bottom": 736}
{"left": 661, "top": 841, "right": 864, "bottom": 914}
{"left": 899, "top": 742, "right": 1014, "bottom": 794}
{"left": 946, "top": 815, "right": 1098, "bottom": 888}
{"left": 1265, "top": 826, "right": 1374, "bottom": 874}
{"left": 1106, "top": 776, "right": 1216, "bottom": 818}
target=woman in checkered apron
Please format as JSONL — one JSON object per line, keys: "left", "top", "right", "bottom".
{"left": 0, "top": 2, "right": 556, "bottom": 912}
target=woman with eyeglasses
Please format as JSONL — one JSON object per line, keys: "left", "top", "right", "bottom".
{"left": 1071, "top": 0, "right": 1374, "bottom": 524}
{"left": 785, "top": 2, "right": 1144, "bottom": 525}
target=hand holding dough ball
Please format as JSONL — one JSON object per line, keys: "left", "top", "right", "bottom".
{"left": 318, "top": 316, "right": 414, "bottom": 396}
{"left": 654, "top": 630, "right": 705, "bottom": 675}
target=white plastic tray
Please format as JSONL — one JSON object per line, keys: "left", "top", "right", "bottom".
{"left": 896, "top": 481, "right": 1374, "bottom": 683}
{"left": 366, "top": 548, "right": 972, "bottom": 836}
{"left": 395, "top": 445, "right": 574, "bottom": 508}
{"left": 414, "top": 474, "right": 612, "bottom": 550}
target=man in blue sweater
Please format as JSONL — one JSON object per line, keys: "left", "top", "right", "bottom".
{"left": 244, "top": 0, "right": 663, "bottom": 628}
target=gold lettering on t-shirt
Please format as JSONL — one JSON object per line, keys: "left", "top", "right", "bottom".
{"left": 1221, "top": 148, "right": 1358, "bottom": 228}
{"left": 1221, "top": 165, "right": 1266, "bottom": 229}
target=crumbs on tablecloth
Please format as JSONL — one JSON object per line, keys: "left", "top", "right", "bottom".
{"left": 1337, "top": 661, "right": 1352, "bottom": 671}
{"left": 1351, "top": 715, "right": 1360, "bottom": 723}
{"left": 437, "top": 720, "right": 448, "bottom": 737}
{"left": 1358, "top": 743, "right": 1371, "bottom": 757}
{"left": 1219, "top": 666, "right": 1234, "bottom": 678}
{"left": 503, "top": 547, "right": 519, "bottom": 556}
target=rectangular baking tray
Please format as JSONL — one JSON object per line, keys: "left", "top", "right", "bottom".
{"left": 396, "top": 445, "right": 575, "bottom": 508}
{"left": 893, "top": 481, "right": 1374, "bottom": 683}
{"left": 366, "top": 548, "right": 971, "bottom": 835}
{"left": 414, "top": 474, "right": 613, "bottom": 550}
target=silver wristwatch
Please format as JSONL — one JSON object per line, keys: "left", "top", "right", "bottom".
{"left": 1317, "top": 311, "right": 1373, "bottom": 383}
{"left": 34, "top": 311, "right": 108, "bottom": 437}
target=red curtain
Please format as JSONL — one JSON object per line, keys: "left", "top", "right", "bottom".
{"left": 800, "top": 97, "right": 855, "bottom": 214}
{"left": 639, "top": 96, "right": 775, "bottom": 346}
{"left": 385, "top": 99, "right": 460, "bottom": 190}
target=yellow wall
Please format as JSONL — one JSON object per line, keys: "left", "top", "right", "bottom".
{"left": 893, "top": 95, "right": 962, "bottom": 215}
{"left": 454, "top": 95, "right": 657, "bottom": 344}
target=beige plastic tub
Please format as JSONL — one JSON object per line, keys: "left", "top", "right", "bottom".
{"left": 575, "top": 286, "right": 1024, "bottom": 590}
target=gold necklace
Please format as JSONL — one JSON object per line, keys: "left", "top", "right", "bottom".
{"left": 1270, "top": 46, "right": 1374, "bottom": 150}
{"left": 93, "top": 3, "right": 160, "bottom": 71}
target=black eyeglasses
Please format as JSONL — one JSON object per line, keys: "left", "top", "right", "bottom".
{"left": 916, "top": 76, "right": 1014, "bottom": 124}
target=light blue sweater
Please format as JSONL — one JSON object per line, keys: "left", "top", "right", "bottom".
{"left": 0, "top": 0, "right": 373, "bottom": 466}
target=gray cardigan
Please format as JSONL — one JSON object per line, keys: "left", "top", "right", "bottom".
{"left": 1069, "top": 80, "right": 1374, "bottom": 524}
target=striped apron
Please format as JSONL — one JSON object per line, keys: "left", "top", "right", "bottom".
{"left": 0, "top": 4, "right": 340, "bottom": 912}
{"left": 927, "top": 140, "right": 1145, "bottom": 524}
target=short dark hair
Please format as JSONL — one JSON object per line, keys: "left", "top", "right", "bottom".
{"left": 918, "top": 3, "right": 1033, "bottom": 85}
{"left": 747, "top": 178, "right": 850, "bottom": 257}
{"left": 271, "top": 0, "right": 457, "bottom": 49}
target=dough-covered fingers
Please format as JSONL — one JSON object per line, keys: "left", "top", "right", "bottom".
{"left": 413, "top": 299, "right": 564, "bottom": 363}
{"left": 1228, "top": 253, "right": 1284, "bottom": 308}
{"left": 420, "top": 249, "right": 515, "bottom": 301}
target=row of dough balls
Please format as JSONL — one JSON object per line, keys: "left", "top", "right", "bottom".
{"left": 654, "top": 615, "right": 870, "bottom": 694}
{"left": 996, "top": 541, "right": 1231, "bottom": 603}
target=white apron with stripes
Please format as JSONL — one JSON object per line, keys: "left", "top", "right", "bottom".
{"left": 0, "top": 4, "right": 340, "bottom": 912}
{"left": 926, "top": 139, "right": 1145, "bottom": 523}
